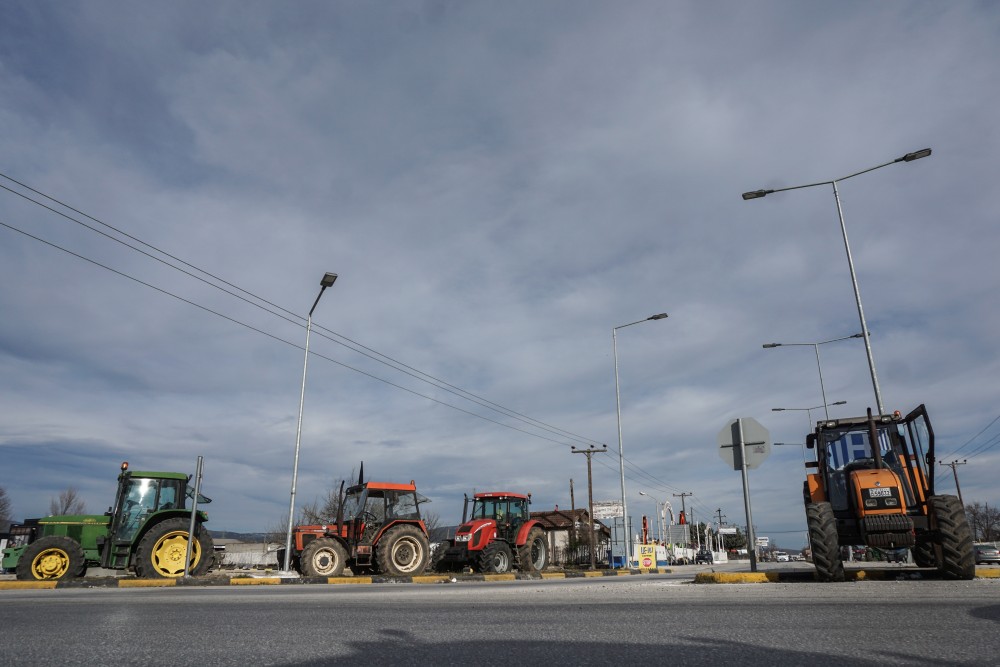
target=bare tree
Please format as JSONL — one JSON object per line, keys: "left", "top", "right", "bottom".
{"left": 50, "top": 487, "right": 86, "bottom": 516}
{"left": 965, "top": 502, "right": 1000, "bottom": 541}
{"left": 0, "top": 486, "right": 11, "bottom": 531}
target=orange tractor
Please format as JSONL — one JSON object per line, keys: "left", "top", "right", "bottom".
{"left": 804, "top": 405, "right": 975, "bottom": 581}
{"left": 287, "top": 478, "right": 431, "bottom": 577}
{"left": 436, "top": 492, "right": 549, "bottom": 574}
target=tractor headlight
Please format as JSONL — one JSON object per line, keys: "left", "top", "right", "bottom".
{"left": 455, "top": 534, "right": 470, "bottom": 542}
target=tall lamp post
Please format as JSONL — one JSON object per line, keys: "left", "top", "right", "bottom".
{"left": 283, "top": 272, "right": 338, "bottom": 573}
{"left": 614, "top": 312, "right": 668, "bottom": 568}
{"left": 744, "top": 148, "right": 933, "bottom": 415}
{"left": 763, "top": 334, "right": 862, "bottom": 420}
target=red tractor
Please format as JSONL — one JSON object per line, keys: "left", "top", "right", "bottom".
{"left": 287, "top": 479, "right": 431, "bottom": 578}
{"left": 436, "top": 492, "right": 549, "bottom": 574}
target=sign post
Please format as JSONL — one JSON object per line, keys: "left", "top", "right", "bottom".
{"left": 718, "top": 417, "right": 770, "bottom": 573}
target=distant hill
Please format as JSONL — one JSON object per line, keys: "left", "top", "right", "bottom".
{"left": 209, "top": 530, "right": 270, "bottom": 542}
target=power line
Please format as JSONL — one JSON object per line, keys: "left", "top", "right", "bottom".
{"left": 0, "top": 217, "right": 591, "bottom": 450}
{"left": 0, "top": 173, "right": 604, "bottom": 448}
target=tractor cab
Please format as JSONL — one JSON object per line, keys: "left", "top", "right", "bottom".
{"left": 468, "top": 493, "right": 530, "bottom": 543}
{"left": 341, "top": 482, "right": 427, "bottom": 547}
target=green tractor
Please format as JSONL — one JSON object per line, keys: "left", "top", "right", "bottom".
{"left": 1, "top": 462, "right": 214, "bottom": 581}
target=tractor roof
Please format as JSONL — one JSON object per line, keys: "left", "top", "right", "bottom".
{"left": 350, "top": 481, "right": 418, "bottom": 492}
{"left": 127, "top": 471, "right": 189, "bottom": 480}
{"left": 474, "top": 492, "right": 529, "bottom": 500}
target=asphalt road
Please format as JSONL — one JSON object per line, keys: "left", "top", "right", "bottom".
{"left": 1, "top": 573, "right": 998, "bottom": 665}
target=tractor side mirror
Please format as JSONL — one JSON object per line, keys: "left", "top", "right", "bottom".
{"left": 806, "top": 434, "right": 816, "bottom": 450}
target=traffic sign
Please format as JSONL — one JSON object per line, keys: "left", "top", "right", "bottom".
{"left": 718, "top": 417, "right": 771, "bottom": 470}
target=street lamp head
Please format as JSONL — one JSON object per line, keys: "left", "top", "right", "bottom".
{"left": 320, "top": 272, "right": 338, "bottom": 288}
{"left": 831, "top": 401, "right": 847, "bottom": 406}
{"left": 771, "top": 408, "right": 786, "bottom": 412}
{"left": 762, "top": 343, "right": 781, "bottom": 349}
{"left": 742, "top": 189, "right": 773, "bottom": 201}
{"left": 899, "top": 148, "right": 932, "bottom": 163}
{"left": 648, "top": 313, "right": 669, "bottom": 321}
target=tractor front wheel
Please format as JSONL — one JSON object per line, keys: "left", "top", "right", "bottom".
{"left": 376, "top": 525, "right": 429, "bottom": 576}
{"left": 806, "top": 502, "right": 844, "bottom": 582}
{"left": 477, "top": 542, "right": 513, "bottom": 574}
{"left": 517, "top": 527, "right": 549, "bottom": 573}
{"left": 16, "top": 536, "right": 86, "bottom": 581}
{"left": 928, "top": 495, "right": 975, "bottom": 580}
{"left": 300, "top": 538, "right": 347, "bottom": 577}
{"left": 135, "top": 518, "right": 214, "bottom": 578}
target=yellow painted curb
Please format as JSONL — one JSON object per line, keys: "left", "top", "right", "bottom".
{"left": 614, "top": 570, "right": 633, "bottom": 576}
{"left": 976, "top": 568, "right": 1000, "bottom": 578}
{"left": 0, "top": 581, "right": 59, "bottom": 590}
{"left": 580, "top": 571, "right": 605, "bottom": 578}
{"left": 326, "top": 576, "right": 372, "bottom": 585}
{"left": 483, "top": 574, "right": 517, "bottom": 582}
{"left": 229, "top": 577, "right": 281, "bottom": 585}
{"left": 119, "top": 579, "right": 177, "bottom": 588}
{"left": 695, "top": 572, "right": 774, "bottom": 584}
{"left": 411, "top": 575, "right": 453, "bottom": 584}
{"left": 540, "top": 572, "right": 567, "bottom": 579}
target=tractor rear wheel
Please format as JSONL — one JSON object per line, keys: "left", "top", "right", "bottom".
{"left": 16, "top": 536, "right": 86, "bottom": 581}
{"left": 477, "top": 542, "right": 513, "bottom": 574}
{"left": 517, "top": 527, "right": 549, "bottom": 573}
{"left": 135, "top": 517, "right": 214, "bottom": 578}
{"left": 376, "top": 525, "right": 429, "bottom": 576}
{"left": 806, "top": 502, "right": 844, "bottom": 582}
{"left": 911, "top": 541, "right": 935, "bottom": 567}
{"left": 300, "top": 538, "right": 347, "bottom": 577}
{"left": 928, "top": 495, "right": 975, "bottom": 580}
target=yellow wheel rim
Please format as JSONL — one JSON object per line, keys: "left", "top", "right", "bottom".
{"left": 31, "top": 547, "right": 70, "bottom": 580}
{"left": 151, "top": 530, "right": 201, "bottom": 577}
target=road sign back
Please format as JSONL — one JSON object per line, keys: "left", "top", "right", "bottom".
{"left": 718, "top": 417, "right": 771, "bottom": 470}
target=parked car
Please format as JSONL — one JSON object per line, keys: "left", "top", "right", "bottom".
{"left": 695, "top": 549, "right": 713, "bottom": 564}
{"left": 774, "top": 551, "right": 790, "bottom": 562}
{"left": 974, "top": 543, "right": 1000, "bottom": 565}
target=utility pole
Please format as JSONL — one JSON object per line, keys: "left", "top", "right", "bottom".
{"left": 569, "top": 479, "right": 576, "bottom": 554}
{"left": 944, "top": 460, "right": 967, "bottom": 506}
{"left": 716, "top": 508, "right": 726, "bottom": 553}
{"left": 674, "top": 492, "right": 692, "bottom": 547}
{"left": 572, "top": 445, "right": 607, "bottom": 570}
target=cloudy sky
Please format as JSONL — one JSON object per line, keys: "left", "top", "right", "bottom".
{"left": 2, "top": 2, "right": 998, "bottom": 548}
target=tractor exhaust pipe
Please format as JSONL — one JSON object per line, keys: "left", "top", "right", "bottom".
{"left": 867, "top": 408, "right": 885, "bottom": 470}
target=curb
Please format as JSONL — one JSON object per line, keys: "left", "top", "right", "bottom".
{"left": 694, "top": 566, "right": 1000, "bottom": 584}
{"left": 0, "top": 567, "right": 675, "bottom": 590}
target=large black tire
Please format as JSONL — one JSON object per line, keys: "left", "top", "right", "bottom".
{"left": 16, "top": 536, "right": 86, "bottom": 581}
{"left": 477, "top": 542, "right": 513, "bottom": 574}
{"left": 134, "top": 517, "right": 214, "bottom": 578}
{"left": 806, "top": 502, "right": 845, "bottom": 582}
{"left": 376, "top": 524, "right": 429, "bottom": 576}
{"left": 517, "top": 527, "right": 549, "bottom": 573}
{"left": 300, "top": 538, "right": 348, "bottom": 577}
{"left": 928, "top": 495, "right": 975, "bottom": 580}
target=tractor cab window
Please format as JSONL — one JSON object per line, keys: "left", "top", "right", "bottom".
{"left": 821, "top": 424, "right": 917, "bottom": 510}
{"left": 385, "top": 491, "right": 420, "bottom": 520}
{"left": 342, "top": 487, "right": 365, "bottom": 521}
{"left": 115, "top": 477, "right": 179, "bottom": 542}
{"left": 472, "top": 499, "right": 498, "bottom": 520}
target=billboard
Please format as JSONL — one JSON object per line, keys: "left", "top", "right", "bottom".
{"left": 592, "top": 501, "right": 624, "bottom": 520}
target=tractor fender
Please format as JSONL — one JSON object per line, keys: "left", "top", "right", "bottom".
{"left": 371, "top": 519, "right": 430, "bottom": 545}
{"left": 514, "top": 519, "right": 544, "bottom": 546}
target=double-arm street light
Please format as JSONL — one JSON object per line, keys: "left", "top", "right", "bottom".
{"left": 283, "top": 272, "right": 338, "bottom": 573}
{"left": 763, "top": 334, "right": 862, "bottom": 419}
{"left": 744, "top": 148, "right": 933, "bottom": 415}
{"left": 613, "top": 312, "right": 668, "bottom": 567}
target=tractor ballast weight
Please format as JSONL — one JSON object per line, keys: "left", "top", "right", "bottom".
{"left": 1, "top": 461, "right": 213, "bottom": 580}
{"left": 288, "top": 479, "right": 431, "bottom": 578}
{"left": 436, "top": 492, "right": 549, "bottom": 574}
{"left": 802, "top": 405, "right": 974, "bottom": 581}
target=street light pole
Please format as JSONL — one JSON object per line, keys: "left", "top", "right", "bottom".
{"left": 613, "top": 312, "right": 668, "bottom": 569}
{"left": 763, "top": 334, "right": 862, "bottom": 420}
{"left": 283, "top": 272, "right": 338, "bottom": 573}
{"left": 745, "top": 148, "right": 933, "bottom": 416}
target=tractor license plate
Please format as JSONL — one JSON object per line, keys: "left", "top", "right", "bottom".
{"left": 868, "top": 488, "right": 892, "bottom": 498}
